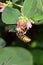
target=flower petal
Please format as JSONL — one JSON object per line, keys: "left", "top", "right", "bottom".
{"left": 0, "top": 7, "right": 5, "bottom": 12}
{"left": 16, "top": 20, "right": 20, "bottom": 26}
{"left": 26, "top": 21, "right": 32, "bottom": 29}
{"left": 16, "top": 26, "right": 20, "bottom": 32}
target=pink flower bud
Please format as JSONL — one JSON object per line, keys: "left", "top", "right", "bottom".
{"left": 0, "top": 2, "right": 5, "bottom": 12}
{"left": 16, "top": 26, "right": 20, "bottom": 32}
{"left": 26, "top": 21, "right": 32, "bottom": 29}
{"left": 16, "top": 20, "right": 20, "bottom": 26}
{"left": 0, "top": 7, "right": 5, "bottom": 12}
{"left": 0, "top": 2, "right": 3, "bottom": 6}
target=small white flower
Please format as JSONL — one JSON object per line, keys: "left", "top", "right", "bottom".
{"left": 26, "top": 21, "right": 32, "bottom": 29}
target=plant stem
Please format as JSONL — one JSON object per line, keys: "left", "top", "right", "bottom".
{"left": 14, "top": 4, "right": 23, "bottom": 8}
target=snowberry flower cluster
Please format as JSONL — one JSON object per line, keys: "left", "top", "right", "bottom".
{"left": 16, "top": 16, "right": 32, "bottom": 33}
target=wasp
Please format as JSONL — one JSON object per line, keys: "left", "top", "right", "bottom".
{"left": 16, "top": 26, "right": 31, "bottom": 43}
{"left": 16, "top": 33, "right": 31, "bottom": 43}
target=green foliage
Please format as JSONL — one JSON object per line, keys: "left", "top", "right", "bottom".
{"left": 31, "top": 49, "right": 43, "bottom": 64}
{"left": 0, "top": 47, "right": 33, "bottom": 65}
{"left": 12, "top": 0, "right": 18, "bottom": 3}
{"left": 9, "top": 24, "right": 16, "bottom": 32}
{"left": 0, "top": 0, "right": 43, "bottom": 65}
{"left": 22, "top": 0, "right": 37, "bottom": 18}
{"left": 37, "top": 0, "right": 43, "bottom": 11}
{"left": 32, "top": 0, "right": 43, "bottom": 24}
{"left": 1, "top": 0, "right": 43, "bottom": 24}
{"left": 0, "top": 38, "right": 6, "bottom": 48}
{"left": 2, "top": 7, "right": 21, "bottom": 24}
{"left": 32, "top": 9, "right": 43, "bottom": 21}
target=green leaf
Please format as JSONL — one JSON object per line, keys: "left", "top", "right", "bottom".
{"left": 38, "top": 19, "right": 43, "bottom": 24}
{"left": 9, "top": 24, "right": 16, "bottom": 32}
{"left": 0, "top": 47, "right": 33, "bottom": 65}
{"left": 31, "top": 0, "right": 43, "bottom": 24}
{"left": 33, "top": 19, "right": 43, "bottom": 25}
{"left": 33, "top": 14, "right": 43, "bottom": 21}
{"left": 0, "top": 38, "right": 6, "bottom": 48}
{"left": 22, "top": 0, "right": 37, "bottom": 18}
{"left": 31, "top": 49, "right": 43, "bottom": 64}
{"left": 37, "top": 0, "right": 43, "bottom": 11}
{"left": 12, "top": 0, "right": 18, "bottom": 3}
{"left": 2, "top": 7, "right": 21, "bottom": 24}
{"left": 32, "top": 9, "right": 43, "bottom": 21}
